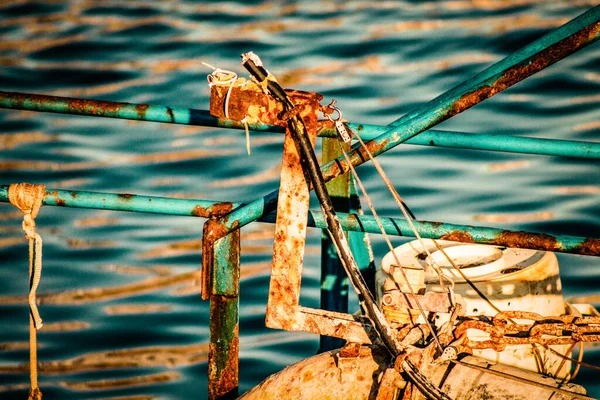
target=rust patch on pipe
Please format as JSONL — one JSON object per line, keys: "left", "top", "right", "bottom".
{"left": 209, "top": 80, "right": 323, "bottom": 128}
{"left": 448, "top": 22, "right": 600, "bottom": 119}
{"left": 55, "top": 197, "right": 66, "bottom": 207}
{"left": 211, "top": 202, "right": 234, "bottom": 218}
{"left": 574, "top": 238, "right": 600, "bottom": 256}
{"left": 440, "top": 230, "right": 475, "bottom": 243}
{"left": 118, "top": 193, "right": 134, "bottom": 200}
{"left": 66, "top": 98, "right": 124, "bottom": 116}
{"left": 135, "top": 103, "right": 150, "bottom": 118}
{"left": 192, "top": 205, "right": 211, "bottom": 218}
{"left": 363, "top": 137, "right": 390, "bottom": 157}
{"left": 208, "top": 297, "right": 239, "bottom": 399}
{"left": 494, "top": 230, "right": 558, "bottom": 252}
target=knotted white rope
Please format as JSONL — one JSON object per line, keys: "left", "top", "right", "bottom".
{"left": 8, "top": 182, "right": 45, "bottom": 400}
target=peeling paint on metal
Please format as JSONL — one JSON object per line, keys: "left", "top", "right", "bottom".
{"left": 494, "top": 230, "right": 559, "bottom": 252}
{"left": 135, "top": 103, "right": 150, "bottom": 119}
{"left": 574, "top": 237, "right": 600, "bottom": 256}
{"left": 440, "top": 230, "right": 475, "bottom": 243}
{"left": 192, "top": 202, "right": 234, "bottom": 218}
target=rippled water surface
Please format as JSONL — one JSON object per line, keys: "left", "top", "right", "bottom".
{"left": 0, "top": 1, "right": 599, "bottom": 399}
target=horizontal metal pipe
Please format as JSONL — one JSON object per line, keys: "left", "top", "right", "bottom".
{"left": 2, "top": 91, "right": 597, "bottom": 160}
{"left": 218, "top": 7, "right": 600, "bottom": 234}
{"left": 0, "top": 186, "right": 597, "bottom": 256}
{"left": 13, "top": 187, "right": 237, "bottom": 219}
{"left": 320, "top": 6, "right": 600, "bottom": 183}
{"left": 344, "top": 124, "right": 600, "bottom": 159}
{"left": 0, "top": 90, "right": 283, "bottom": 133}
{"left": 1, "top": 9, "right": 597, "bottom": 257}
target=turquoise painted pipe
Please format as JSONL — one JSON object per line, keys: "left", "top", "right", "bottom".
{"left": 0, "top": 186, "right": 597, "bottom": 257}
{"left": 344, "top": 124, "right": 600, "bottom": 160}
{"left": 218, "top": 6, "right": 600, "bottom": 234}
{"left": 320, "top": 5, "right": 600, "bottom": 182}
{"left": 2, "top": 91, "right": 598, "bottom": 159}
{"left": 1, "top": 9, "right": 597, "bottom": 255}
{"left": 0, "top": 91, "right": 281, "bottom": 133}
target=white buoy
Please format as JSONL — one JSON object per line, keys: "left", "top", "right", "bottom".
{"left": 378, "top": 239, "right": 572, "bottom": 379}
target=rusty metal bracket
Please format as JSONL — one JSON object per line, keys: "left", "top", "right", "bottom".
{"left": 376, "top": 367, "right": 406, "bottom": 400}
{"left": 202, "top": 219, "right": 241, "bottom": 399}
{"left": 242, "top": 51, "right": 405, "bottom": 356}
{"left": 336, "top": 342, "right": 361, "bottom": 383}
{"left": 207, "top": 58, "right": 377, "bottom": 345}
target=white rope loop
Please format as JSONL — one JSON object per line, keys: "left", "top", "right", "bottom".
{"left": 205, "top": 65, "right": 238, "bottom": 119}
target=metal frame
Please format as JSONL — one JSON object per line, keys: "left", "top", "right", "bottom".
{"left": 0, "top": 5, "right": 599, "bottom": 399}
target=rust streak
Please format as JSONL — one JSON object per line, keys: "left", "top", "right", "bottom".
{"left": 574, "top": 238, "right": 600, "bottom": 256}
{"left": 494, "top": 230, "right": 558, "bottom": 252}
{"left": 135, "top": 103, "right": 150, "bottom": 119}
{"left": 118, "top": 193, "right": 134, "bottom": 200}
{"left": 440, "top": 230, "right": 475, "bottom": 243}
{"left": 449, "top": 22, "right": 600, "bottom": 119}
{"left": 66, "top": 98, "right": 124, "bottom": 116}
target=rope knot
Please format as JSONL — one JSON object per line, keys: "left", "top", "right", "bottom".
{"left": 8, "top": 183, "right": 45, "bottom": 240}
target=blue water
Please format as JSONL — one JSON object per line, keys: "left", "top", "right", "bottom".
{"left": 0, "top": 1, "right": 599, "bottom": 399}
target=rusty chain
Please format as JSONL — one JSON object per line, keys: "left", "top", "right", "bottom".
{"left": 454, "top": 311, "right": 600, "bottom": 351}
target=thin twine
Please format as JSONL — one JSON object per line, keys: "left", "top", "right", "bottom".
{"left": 349, "top": 129, "right": 553, "bottom": 370}
{"left": 336, "top": 143, "right": 443, "bottom": 353}
{"left": 8, "top": 183, "right": 45, "bottom": 399}
{"left": 335, "top": 118, "right": 592, "bottom": 378}
{"left": 350, "top": 127, "right": 454, "bottom": 294}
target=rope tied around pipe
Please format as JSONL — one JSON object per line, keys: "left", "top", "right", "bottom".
{"left": 8, "top": 182, "right": 45, "bottom": 400}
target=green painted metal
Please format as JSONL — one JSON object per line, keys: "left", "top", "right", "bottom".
{"left": 0, "top": 90, "right": 281, "bottom": 133}
{"left": 343, "top": 125, "right": 600, "bottom": 159}
{"left": 319, "top": 138, "right": 351, "bottom": 352}
{"left": 319, "top": 5, "right": 600, "bottom": 183}
{"left": 347, "top": 177, "right": 376, "bottom": 294}
{"left": 2, "top": 91, "right": 599, "bottom": 160}
{"left": 0, "top": 186, "right": 233, "bottom": 218}
{"left": 212, "top": 232, "right": 240, "bottom": 297}
{"left": 208, "top": 296, "right": 239, "bottom": 399}
{"left": 0, "top": 186, "right": 597, "bottom": 257}
{"left": 208, "top": 229, "right": 240, "bottom": 399}
{"left": 209, "top": 7, "right": 600, "bottom": 239}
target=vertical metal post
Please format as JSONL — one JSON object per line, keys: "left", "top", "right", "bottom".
{"left": 319, "top": 137, "right": 377, "bottom": 352}
{"left": 207, "top": 229, "right": 240, "bottom": 400}
{"left": 348, "top": 177, "right": 377, "bottom": 296}
{"left": 319, "top": 137, "right": 351, "bottom": 352}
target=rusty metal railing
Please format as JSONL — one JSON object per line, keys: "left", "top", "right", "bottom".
{"left": 0, "top": 4, "right": 599, "bottom": 399}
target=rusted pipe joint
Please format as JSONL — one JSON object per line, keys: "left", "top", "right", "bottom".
{"left": 209, "top": 79, "right": 324, "bottom": 130}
